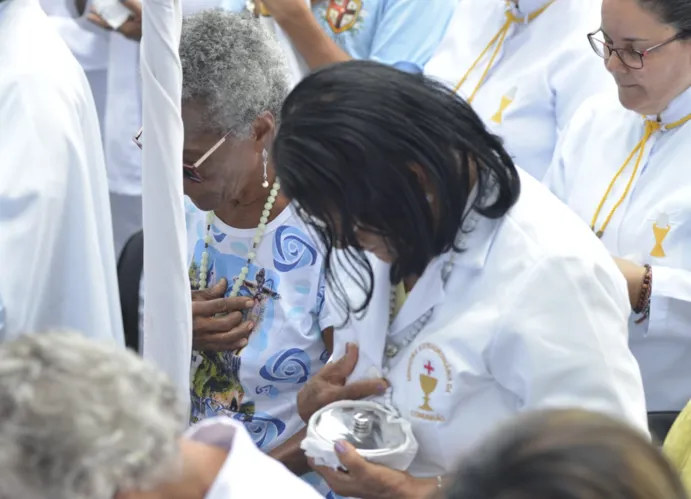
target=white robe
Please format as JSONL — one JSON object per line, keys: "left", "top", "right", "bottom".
{"left": 424, "top": 0, "right": 612, "bottom": 180}
{"left": 0, "top": 0, "right": 124, "bottom": 344}
{"left": 186, "top": 417, "right": 323, "bottom": 498}
{"left": 544, "top": 85, "right": 691, "bottom": 412}
{"left": 330, "top": 170, "right": 647, "bottom": 478}
{"left": 39, "top": 0, "right": 110, "bottom": 133}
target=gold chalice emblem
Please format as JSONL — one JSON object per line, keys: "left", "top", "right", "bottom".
{"left": 418, "top": 361, "right": 438, "bottom": 412}
{"left": 651, "top": 214, "right": 671, "bottom": 258}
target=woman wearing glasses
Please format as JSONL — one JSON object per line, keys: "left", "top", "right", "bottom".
{"left": 424, "top": 0, "right": 612, "bottom": 180}
{"left": 134, "top": 11, "right": 370, "bottom": 494}
{"left": 545, "top": 0, "right": 691, "bottom": 415}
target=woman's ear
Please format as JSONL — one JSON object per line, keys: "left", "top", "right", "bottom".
{"left": 251, "top": 112, "right": 276, "bottom": 154}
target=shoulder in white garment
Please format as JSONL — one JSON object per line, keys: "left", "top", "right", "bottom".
{"left": 0, "top": 0, "right": 124, "bottom": 343}
{"left": 186, "top": 417, "right": 324, "bottom": 498}
{"left": 329, "top": 170, "right": 648, "bottom": 478}
{"left": 424, "top": 0, "right": 613, "bottom": 180}
{"left": 544, "top": 84, "right": 691, "bottom": 412}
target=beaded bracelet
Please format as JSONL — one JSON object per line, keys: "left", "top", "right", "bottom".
{"left": 633, "top": 264, "right": 653, "bottom": 324}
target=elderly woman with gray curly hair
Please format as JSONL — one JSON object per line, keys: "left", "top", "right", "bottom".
{"left": 0, "top": 332, "right": 324, "bottom": 499}
{"left": 135, "top": 9, "right": 381, "bottom": 495}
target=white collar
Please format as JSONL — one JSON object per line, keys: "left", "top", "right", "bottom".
{"left": 646, "top": 84, "right": 691, "bottom": 126}
{"left": 509, "top": 0, "right": 555, "bottom": 18}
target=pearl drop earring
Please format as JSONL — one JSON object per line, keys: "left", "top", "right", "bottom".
{"left": 261, "top": 149, "right": 269, "bottom": 188}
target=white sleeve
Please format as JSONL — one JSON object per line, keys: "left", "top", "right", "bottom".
{"left": 648, "top": 266, "right": 691, "bottom": 340}
{"left": 0, "top": 71, "right": 121, "bottom": 341}
{"left": 543, "top": 98, "right": 598, "bottom": 202}
{"left": 489, "top": 255, "right": 648, "bottom": 433}
{"left": 551, "top": 45, "right": 611, "bottom": 132}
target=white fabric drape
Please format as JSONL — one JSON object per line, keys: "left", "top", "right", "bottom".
{"left": 140, "top": 0, "right": 192, "bottom": 414}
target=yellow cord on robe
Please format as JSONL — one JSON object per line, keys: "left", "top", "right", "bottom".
{"left": 453, "top": 0, "right": 555, "bottom": 103}
{"left": 591, "top": 112, "right": 691, "bottom": 238}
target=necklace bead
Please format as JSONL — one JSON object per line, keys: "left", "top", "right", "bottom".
{"left": 197, "top": 179, "right": 281, "bottom": 296}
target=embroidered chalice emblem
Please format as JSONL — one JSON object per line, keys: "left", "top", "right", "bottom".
{"left": 651, "top": 213, "right": 671, "bottom": 258}
{"left": 418, "top": 361, "right": 438, "bottom": 412}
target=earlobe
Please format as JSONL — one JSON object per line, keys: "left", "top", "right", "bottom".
{"left": 251, "top": 112, "right": 276, "bottom": 152}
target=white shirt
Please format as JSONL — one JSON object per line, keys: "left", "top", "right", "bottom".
{"left": 0, "top": 0, "right": 124, "bottom": 343}
{"left": 186, "top": 202, "right": 331, "bottom": 453}
{"left": 104, "top": 32, "right": 142, "bottom": 195}
{"left": 424, "top": 0, "right": 612, "bottom": 180}
{"left": 330, "top": 170, "right": 647, "bottom": 478}
{"left": 186, "top": 417, "right": 324, "bottom": 498}
{"left": 544, "top": 85, "right": 691, "bottom": 412}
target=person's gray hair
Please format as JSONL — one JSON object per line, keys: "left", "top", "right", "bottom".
{"left": 0, "top": 331, "right": 185, "bottom": 499}
{"left": 180, "top": 9, "right": 291, "bottom": 136}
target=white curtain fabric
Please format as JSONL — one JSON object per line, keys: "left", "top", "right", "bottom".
{"left": 140, "top": 0, "right": 193, "bottom": 415}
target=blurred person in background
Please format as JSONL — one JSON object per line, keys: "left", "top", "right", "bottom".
{"left": 545, "top": 0, "right": 691, "bottom": 416}
{"left": 0, "top": 0, "right": 124, "bottom": 344}
{"left": 255, "top": 0, "right": 457, "bottom": 70}
{"left": 424, "top": 0, "right": 612, "bottom": 180}
{"left": 0, "top": 331, "right": 323, "bottom": 499}
{"left": 444, "top": 409, "right": 687, "bottom": 499}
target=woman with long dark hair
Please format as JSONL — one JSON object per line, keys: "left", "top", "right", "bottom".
{"left": 274, "top": 61, "right": 647, "bottom": 498}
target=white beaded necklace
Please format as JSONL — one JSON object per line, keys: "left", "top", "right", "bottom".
{"left": 198, "top": 179, "right": 281, "bottom": 294}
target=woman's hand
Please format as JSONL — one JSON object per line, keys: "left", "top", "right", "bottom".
{"left": 296, "top": 343, "right": 388, "bottom": 422}
{"left": 87, "top": 0, "right": 142, "bottom": 42}
{"left": 310, "top": 441, "right": 439, "bottom": 499}
{"left": 191, "top": 278, "right": 255, "bottom": 351}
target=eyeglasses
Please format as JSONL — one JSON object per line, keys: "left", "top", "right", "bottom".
{"left": 132, "top": 128, "right": 231, "bottom": 183}
{"left": 588, "top": 29, "right": 684, "bottom": 69}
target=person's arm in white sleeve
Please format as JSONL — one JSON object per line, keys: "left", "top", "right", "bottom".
{"left": 646, "top": 266, "right": 691, "bottom": 338}
{"left": 489, "top": 255, "right": 649, "bottom": 433}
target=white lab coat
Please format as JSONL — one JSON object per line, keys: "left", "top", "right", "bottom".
{"left": 544, "top": 86, "right": 691, "bottom": 412}
{"left": 0, "top": 0, "right": 124, "bottom": 343}
{"left": 186, "top": 417, "right": 323, "bottom": 498}
{"left": 424, "top": 0, "right": 612, "bottom": 180}
{"left": 330, "top": 170, "right": 647, "bottom": 478}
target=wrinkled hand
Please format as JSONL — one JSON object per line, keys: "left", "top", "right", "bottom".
{"left": 87, "top": 0, "right": 142, "bottom": 42}
{"left": 297, "top": 343, "right": 388, "bottom": 423}
{"left": 192, "top": 278, "right": 255, "bottom": 352}
{"left": 310, "top": 441, "right": 423, "bottom": 499}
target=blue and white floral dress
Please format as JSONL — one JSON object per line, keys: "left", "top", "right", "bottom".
{"left": 187, "top": 201, "right": 331, "bottom": 464}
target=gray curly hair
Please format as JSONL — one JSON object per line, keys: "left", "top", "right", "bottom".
{"left": 180, "top": 9, "right": 291, "bottom": 137}
{"left": 0, "top": 332, "right": 185, "bottom": 499}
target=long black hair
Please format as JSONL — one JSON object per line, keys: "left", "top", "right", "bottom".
{"left": 272, "top": 60, "right": 520, "bottom": 319}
